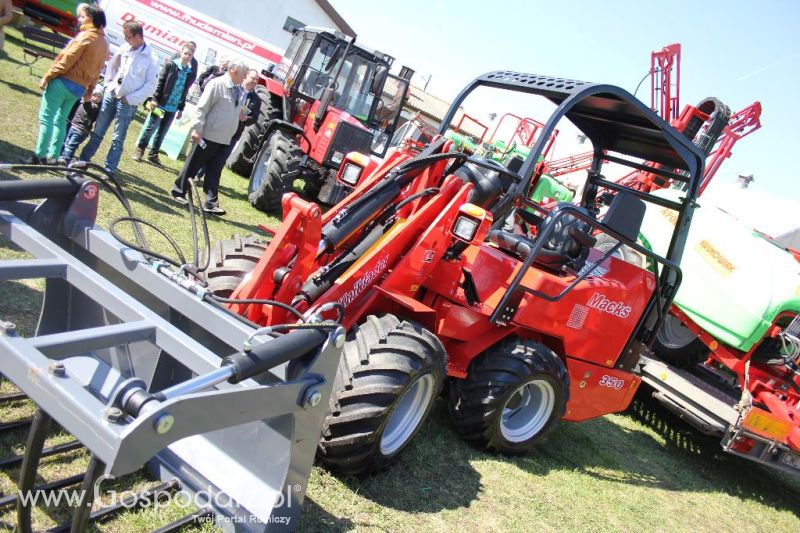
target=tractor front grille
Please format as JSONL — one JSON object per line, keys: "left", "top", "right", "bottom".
{"left": 324, "top": 122, "right": 372, "bottom": 167}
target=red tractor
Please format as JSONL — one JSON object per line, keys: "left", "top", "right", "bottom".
{"left": 226, "top": 27, "right": 409, "bottom": 210}
{"left": 203, "top": 71, "right": 707, "bottom": 474}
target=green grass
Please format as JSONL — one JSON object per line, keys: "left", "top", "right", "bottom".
{"left": 1, "top": 28, "right": 800, "bottom": 532}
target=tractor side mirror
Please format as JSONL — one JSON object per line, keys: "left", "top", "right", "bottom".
{"left": 371, "top": 66, "right": 388, "bottom": 95}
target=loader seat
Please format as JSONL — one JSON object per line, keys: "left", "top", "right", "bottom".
{"left": 599, "top": 190, "right": 646, "bottom": 243}
{"left": 488, "top": 202, "right": 596, "bottom": 272}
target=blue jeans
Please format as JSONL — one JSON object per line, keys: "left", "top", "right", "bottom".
{"left": 79, "top": 90, "right": 137, "bottom": 173}
{"left": 137, "top": 109, "right": 176, "bottom": 156}
{"left": 61, "top": 126, "right": 90, "bottom": 160}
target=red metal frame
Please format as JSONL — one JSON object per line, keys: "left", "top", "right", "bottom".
{"left": 612, "top": 99, "right": 762, "bottom": 195}
{"left": 667, "top": 307, "right": 800, "bottom": 450}
{"left": 650, "top": 43, "right": 681, "bottom": 121}
{"left": 489, "top": 113, "right": 546, "bottom": 148}
{"left": 454, "top": 113, "right": 489, "bottom": 144}
{"left": 699, "top": 101, "right": 762, "bottom": 195}
{"left": 540, "top": 150, "right": 595, "bottom": 178}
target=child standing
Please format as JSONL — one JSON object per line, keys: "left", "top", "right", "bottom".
{"left": 60, "top": 86, "right": 103, "bottom": 163}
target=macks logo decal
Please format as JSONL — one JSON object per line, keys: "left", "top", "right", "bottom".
{"left": 586, "top": 293, "right": 632, "bottom": 319}
{"left": 337, "top": 256, "right": 389, "bottom": 307}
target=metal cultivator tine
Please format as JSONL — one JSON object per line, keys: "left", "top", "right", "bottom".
{"left": 67, "top": 455, "right": 105, "bottom": 533}
{"left": 0, "top": 440, "right": 82, "bottom": 470}
{"left": 16, "top": 408, "right": 53, "bottom": 533}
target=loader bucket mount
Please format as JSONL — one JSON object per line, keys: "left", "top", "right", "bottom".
{"left": 0, "top": 174, "right": 343, "bottom": 532}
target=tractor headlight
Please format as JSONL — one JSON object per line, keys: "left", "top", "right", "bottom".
{"left": 340, "top": 162, "right": 363, "bottom": 185}
{"left": 331, "top": 151, "right": 345, "bottom": 165}
{"left": 452, "top": 215, "right": 480, "bottom": 242}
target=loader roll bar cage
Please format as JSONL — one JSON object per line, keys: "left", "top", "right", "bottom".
{"left": 440, "top": 71, "right": 706, "bottom": 267}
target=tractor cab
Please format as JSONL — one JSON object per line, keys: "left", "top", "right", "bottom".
{"left": 272, "top": 27, "right": 405, "bottom": 144}
{"left": 249, "top": 27, "right": 409, "bottom": 209}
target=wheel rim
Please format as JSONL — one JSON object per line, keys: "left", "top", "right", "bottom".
{"left": 500, "top": 379, "right": 555, "bottom": 443}
{"left": 380, "top": 373, "right": 436, "bottom": 456}
{"left": 656, "top": 315, "right": 697, "bottom": 349}
{"left": 249, "top": 141, "right": 275, "bottom": 195}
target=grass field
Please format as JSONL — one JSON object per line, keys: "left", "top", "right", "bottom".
{"left": 0, "top": 27, "right": 799, "bottom": 532}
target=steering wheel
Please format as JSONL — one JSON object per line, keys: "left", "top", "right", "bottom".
{"left": 468, "top": 156, "right": 523, "bottom": 185}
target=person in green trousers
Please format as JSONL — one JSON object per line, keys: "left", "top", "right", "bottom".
{"left": 27, "top": 3, "right": 108, "bottom": 164}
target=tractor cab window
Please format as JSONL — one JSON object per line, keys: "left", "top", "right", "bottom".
{"left": 274, "top": 33, "right": 312, "bottom": 84}
{"left": 331, "top": 54, "right": 381, "bottom": 122}
{"left": 374, "top": 75, "right": 407, "bottom": 132}
{"left": 296, "top": 39, "right": 340, "bottom": 100}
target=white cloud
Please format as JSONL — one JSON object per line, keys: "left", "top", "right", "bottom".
{"left": 702, "top": 180, "right": 799, "bottom": 236}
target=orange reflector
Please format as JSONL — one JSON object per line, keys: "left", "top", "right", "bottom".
{"left": 709, "top": 340, "right": 718, "bottom": 350}
{"left": 744, "top": 409, "right": 792, "bottom": 441}
{"left": 462, "top": 204, "right": 485, "bottom": 218}
{"left": 349, "top": 152, "right": 369, "bottom": 165}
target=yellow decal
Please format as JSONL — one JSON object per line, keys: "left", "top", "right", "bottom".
{"left": 659, "top": 207, "right": 678, "bottom": 226}
{"left": 745, "top": 411, "right": 791, "bottom": 440}
{"left": 694, "top": 240, "right": 736, "bottom": 277}
{"left": 327, "top": 121, "right": 336, "bottom": 129}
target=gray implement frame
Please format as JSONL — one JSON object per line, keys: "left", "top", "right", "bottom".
{"left": 0, "top": 184, "right": 341, "bottom": 531}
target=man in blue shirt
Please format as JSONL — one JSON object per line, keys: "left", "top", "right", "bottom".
{"left": 134, "top": 41, "right": 197, "bottom": 165}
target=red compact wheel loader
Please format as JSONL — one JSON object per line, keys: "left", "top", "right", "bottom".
{"left": 203, "top": 71, "right": 708, "bottom": 474}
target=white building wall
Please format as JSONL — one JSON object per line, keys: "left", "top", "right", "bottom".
{"left": 174, "top": 0, "right": 347, "bottom": 52}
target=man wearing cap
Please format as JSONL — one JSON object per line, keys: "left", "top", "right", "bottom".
{"left": 60, "top": 85, "right": 105, "bottom": 163}
{"left": 79, "top": 20, "right": 158, "bottom": 175}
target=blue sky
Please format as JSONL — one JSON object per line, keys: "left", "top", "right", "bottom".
{"left": 331, "top": 0, "right": 799, "bottom": 231}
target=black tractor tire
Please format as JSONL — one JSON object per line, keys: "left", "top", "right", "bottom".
{"left": 248, "top": 130, "right": 302, "bottom": 212}
{"left": 226, "top": 87, "right": 280, "bottom": 176}
{"left": 448, "top": 337, "right": 569, "bottom": 454}
{"left": 653, "top": 314, "right": 709, "bottom": 368}
{"left": 318, "top": 314, "right": 446, "bottom": 476}
{"left": 201, "top": 234, "right": 269, "bottom": 297}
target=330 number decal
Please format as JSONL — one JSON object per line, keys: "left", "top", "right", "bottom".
{"left": 599, "top": 375, "right": 625, "bottom": 390}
